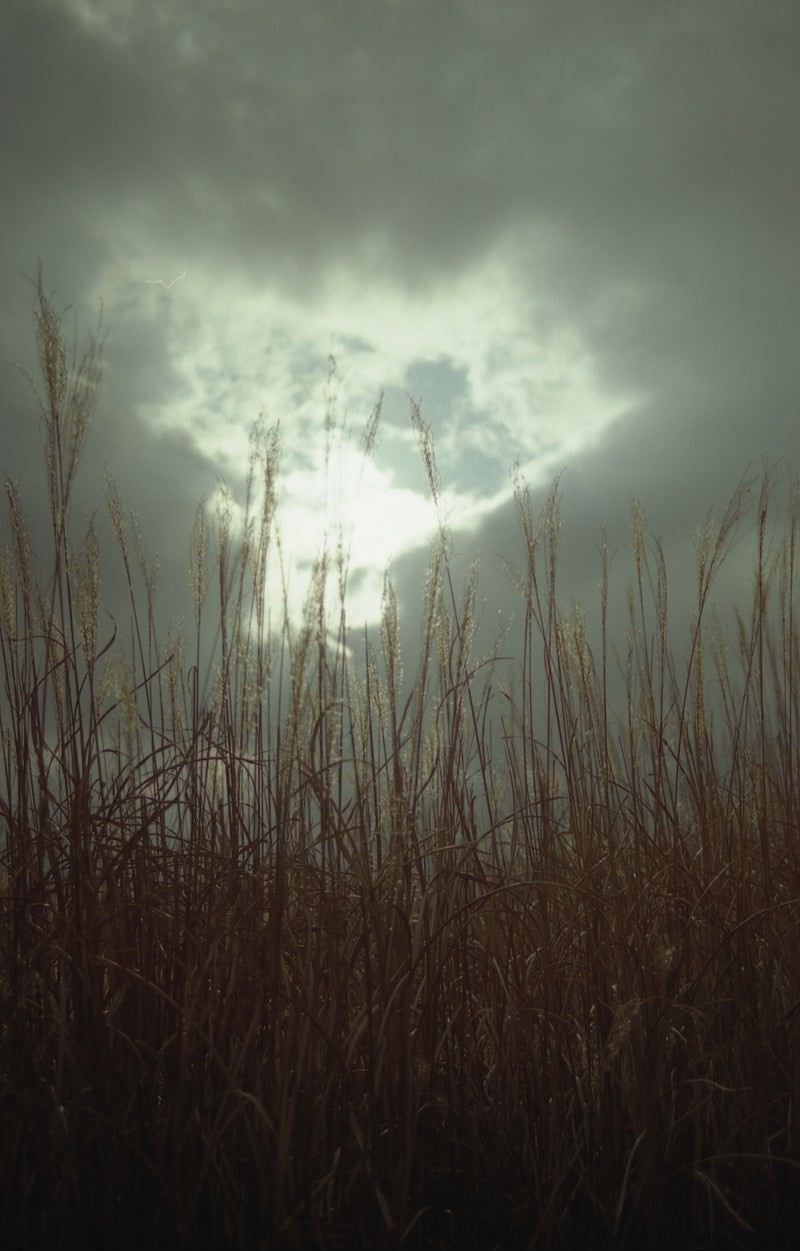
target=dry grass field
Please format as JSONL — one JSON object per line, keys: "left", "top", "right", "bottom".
{"left": 1, "top": 279, "right": 799, "bottom": 1248}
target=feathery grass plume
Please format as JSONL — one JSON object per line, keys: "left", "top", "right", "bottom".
{"left": 75, "top": 515, "right": 99, "bottom": 679}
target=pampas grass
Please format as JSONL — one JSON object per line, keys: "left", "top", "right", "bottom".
{"left": 1, "top": 274, "right": 798, "bottom": 1249}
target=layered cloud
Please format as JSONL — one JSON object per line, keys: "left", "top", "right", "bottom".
{"left": 1, "top": 1, "right": 797, "bottom": 651}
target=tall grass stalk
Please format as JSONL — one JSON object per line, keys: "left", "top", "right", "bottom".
{"left": 1, "top": 277, "right": 799, "bottom": 1249}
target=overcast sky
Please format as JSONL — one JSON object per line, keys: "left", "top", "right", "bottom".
{"left": 2, "top": 1, "right": 799, "bottom": 692}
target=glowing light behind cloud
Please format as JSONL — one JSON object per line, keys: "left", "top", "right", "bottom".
{"left": 92, "top": 239, "right": 639, "bottom": 626}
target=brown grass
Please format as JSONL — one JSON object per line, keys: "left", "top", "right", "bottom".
{"left": 1, "top": 274, "right": 799, "bottom": 1249}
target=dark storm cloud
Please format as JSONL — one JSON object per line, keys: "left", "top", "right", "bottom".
{"left": 7, "top": 2, "right": 796, "bottom": 295}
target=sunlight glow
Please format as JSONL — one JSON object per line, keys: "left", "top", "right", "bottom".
{"left": 94, "top": 239, "right": 640, "bottom": 627}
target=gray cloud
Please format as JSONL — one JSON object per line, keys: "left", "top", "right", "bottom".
{"left": 1, "top": 0, "right": 798, "bottom": 705}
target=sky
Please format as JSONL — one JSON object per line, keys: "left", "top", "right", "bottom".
{"left": 1, "top": 0, "right": 799, "bottom": 707}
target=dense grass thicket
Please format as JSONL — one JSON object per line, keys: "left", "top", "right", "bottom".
{"left": 1, "top": 281, "right": 799, "bottom": 1249}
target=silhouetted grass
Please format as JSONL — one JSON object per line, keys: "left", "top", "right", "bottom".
{"left": 1, "top": 275, "right": 798, "bottom": 1248}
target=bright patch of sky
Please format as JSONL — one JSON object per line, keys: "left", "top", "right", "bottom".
{"left": 89, "top": 240, "right": 641, "bottom": 626}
